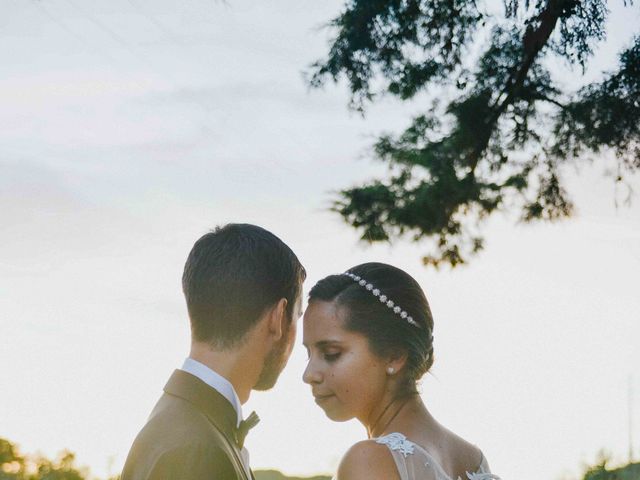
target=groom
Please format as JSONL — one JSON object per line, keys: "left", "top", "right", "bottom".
{"left": 121, "top": 223, "right": 306, "bottom": 480}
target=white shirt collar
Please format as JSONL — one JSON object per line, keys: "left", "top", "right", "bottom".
{"left": 180, "top": 357, "right": 243, "bottom": 427}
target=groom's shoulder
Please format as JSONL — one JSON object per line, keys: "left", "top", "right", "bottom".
{"left": 141, "top": 391, "right": 222, "bottom": 444}
{"left": 336, "top": 440, "right": 401, "bottom": 480}
{"left": 121, "top": 394, "right": 236, "bottom": 480}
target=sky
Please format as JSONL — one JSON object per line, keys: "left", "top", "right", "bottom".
{"left": 1, "top": 1, "right": 639, "bottom": 479}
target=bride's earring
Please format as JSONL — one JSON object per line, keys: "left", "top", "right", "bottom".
{"left": 386, "top": 367, "right": 395, "bottom": 375}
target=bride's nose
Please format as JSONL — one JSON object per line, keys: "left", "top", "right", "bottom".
{"left": 302, "top": 359, "right": 322, "bottom": 384}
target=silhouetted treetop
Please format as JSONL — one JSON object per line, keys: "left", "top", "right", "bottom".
{"left": 309, "top": 0, "right": 639, "bottom": 267}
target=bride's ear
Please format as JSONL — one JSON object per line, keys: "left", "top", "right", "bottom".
{"left": 385, "top": 349, "right": 408, "bottom": 376}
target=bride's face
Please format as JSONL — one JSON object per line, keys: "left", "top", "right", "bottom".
{"left": 302, "top": 300, "right": 389, "bottom": 423}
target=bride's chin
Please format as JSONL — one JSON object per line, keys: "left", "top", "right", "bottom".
{"left": 322, "top": 409, "right": 353, "bottom": 423}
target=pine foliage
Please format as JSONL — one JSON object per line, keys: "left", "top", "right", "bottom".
{"left": 310, "top": 0, "right": 639, "bottom": 267}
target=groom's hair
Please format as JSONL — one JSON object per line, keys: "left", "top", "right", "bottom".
{"left": 182, "top": 223, "right": 305, "bottom": 349}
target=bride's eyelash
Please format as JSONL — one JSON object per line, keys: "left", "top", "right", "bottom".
{"left": 324, "top": 352, "right": 341, "bottom": 362}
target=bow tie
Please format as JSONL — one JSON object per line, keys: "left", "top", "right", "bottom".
{"left": 235, "top": 411, "right": 260, "bottom": 449}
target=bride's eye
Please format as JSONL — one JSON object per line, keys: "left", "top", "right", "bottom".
{"left": 324, "top": 352, "right": 341, "bottom": 362}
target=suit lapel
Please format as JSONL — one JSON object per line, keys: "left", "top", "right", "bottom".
{"left": 164, "top": 370, "right": 250, "bottom": 480}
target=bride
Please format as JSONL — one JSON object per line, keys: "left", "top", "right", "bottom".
{"left": 302, "top": 262, "right": 499, "bottom": 480}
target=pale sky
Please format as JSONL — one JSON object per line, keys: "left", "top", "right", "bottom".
{"left": 1, "top": 1, "right": 639, "bottom": 480}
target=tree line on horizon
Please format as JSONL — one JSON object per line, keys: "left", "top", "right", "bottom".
{"left": 1, "top": 437, "right": 637, "bottom": 480}
{"left": 0, "top": 438, "right": 330, "bottom": 480}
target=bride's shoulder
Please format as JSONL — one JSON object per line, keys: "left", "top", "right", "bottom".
{"left": 336, "top": 439, "right": 401, "bottom": 480}
{"left": 441, "top": 427, "right": 485, "bottom": 475}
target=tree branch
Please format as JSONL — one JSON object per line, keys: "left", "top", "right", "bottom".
{"left": 467, "top": 0, "right": 577, "bottom": 172}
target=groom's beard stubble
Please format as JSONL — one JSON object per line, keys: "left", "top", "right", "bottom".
{"left": 253, "top": 323, "right": 292, "bottom": 391}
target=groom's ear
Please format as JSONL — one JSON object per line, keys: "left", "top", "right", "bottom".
{"left": 266, "top": 298, "right": 288, "bottom": 341}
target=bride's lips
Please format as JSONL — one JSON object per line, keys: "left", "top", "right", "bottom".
{"left": 313, "top": 393, "right": 335, "bottom": 404}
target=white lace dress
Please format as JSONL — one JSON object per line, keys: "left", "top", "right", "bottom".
{"left": 369, "top": 432, "right": 499, "bottom": 480}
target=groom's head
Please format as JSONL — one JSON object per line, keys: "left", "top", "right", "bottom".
{"left": 182, "top": 223, "right": 305, "bottom": 387}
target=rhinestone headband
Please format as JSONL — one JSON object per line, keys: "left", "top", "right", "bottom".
{"left": 343, "top": 272, "right": 420, "bottom": 328}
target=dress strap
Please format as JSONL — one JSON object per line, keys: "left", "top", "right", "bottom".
{"left": 375, "top": 433, "right": 501, "bottom": 480}
{"left": 375, "top": 432, "right": 416, "bottom": 458}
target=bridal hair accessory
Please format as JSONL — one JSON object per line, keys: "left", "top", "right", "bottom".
{"left": 343, "top": 272, "right": 420, "bottom": 328}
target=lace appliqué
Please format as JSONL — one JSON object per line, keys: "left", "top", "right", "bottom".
{"left": 376, "top": 433, "right": 500, "bottom": 480}
{"left": 375, "top": 432, "right": 415, "bottom": 458}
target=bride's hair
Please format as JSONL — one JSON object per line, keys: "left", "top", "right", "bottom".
{"left": 308, "top": 262, "right": 434, "bottom": 396}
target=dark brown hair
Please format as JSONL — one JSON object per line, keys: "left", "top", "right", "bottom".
{"left": 182, "top": 223, "right": 306, "bottom": 348}
{"left": 308, "top": 262, "right": 434, "bottom": 395}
